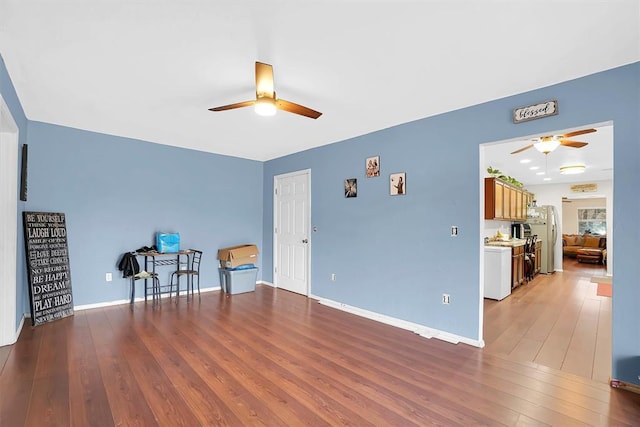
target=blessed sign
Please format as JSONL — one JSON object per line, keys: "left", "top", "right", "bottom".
{"left": 513, "top": 100, "right": 558, "bottom": 123}
{"left": 23, "top": 211, "right": 74, "bottom": 326}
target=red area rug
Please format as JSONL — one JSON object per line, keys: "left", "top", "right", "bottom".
{"left": 597, "top": 283, "right": 612, "bottom": 297}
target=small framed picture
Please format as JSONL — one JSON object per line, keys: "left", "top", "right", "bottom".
{"left": 390, "top": 172, "right": 406, "bottom": 196}
{"left": 366, "top": 156, "right": 380, "bottom": 178}
{"left": 344, "top": 178, "right": 357, "bottom": 198}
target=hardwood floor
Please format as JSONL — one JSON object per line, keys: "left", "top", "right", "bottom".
{"left": 2, "top": 280, "right": 639, "bottom": 426}
{"left": 484, "top": 258, "right": 611, "bottom": 383}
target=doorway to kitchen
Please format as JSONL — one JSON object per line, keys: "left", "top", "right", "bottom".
{"left": 479, "top": 122, "right": 614, "bottom": 382}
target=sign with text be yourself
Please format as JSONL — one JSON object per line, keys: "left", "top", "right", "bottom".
{"left": 23, "top": 212, "right": 74, "bottom": 326}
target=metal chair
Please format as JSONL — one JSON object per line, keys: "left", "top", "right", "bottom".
{"left": 524, "top": 235, "right": 537, "bottom": 281}
{"left": 121, "top": 252, "right": 161, "bottom": 305}
{"left": 170, "top": 250, "right": 202, "bottom": 299}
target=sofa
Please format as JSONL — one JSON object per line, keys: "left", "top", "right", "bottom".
{"left": 562, "top": 234, "right": 607, "bottom": 264}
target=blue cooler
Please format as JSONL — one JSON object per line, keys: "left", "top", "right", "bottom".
{"left": 156, "top": 232, "right": 180, "bottom": 253}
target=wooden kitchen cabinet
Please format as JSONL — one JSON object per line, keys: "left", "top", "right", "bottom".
{"left": 534, "top": 240, "right": 542, "bottom": 275}
{"left": 509, "top": 187, "right": 517, "bottom": 220}
{"left": 511, "top": 245, "right": 525, "bottom": 289}
{"left": 485, "top": 178, "right": 531, "bottom": 221}
{"left": 515, "top": 190, "right": 523, "bottom": 220}
{"left": 485, "top": 178, "right": 505, "bottom": 219}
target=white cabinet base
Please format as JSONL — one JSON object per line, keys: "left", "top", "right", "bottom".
{"left": 484, "top": 246, "right": 511, "bottom": 300}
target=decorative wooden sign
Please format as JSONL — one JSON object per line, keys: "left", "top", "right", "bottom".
{"left": 513, "top": 100, "right": 558, "bottom": 123}
{"left": 570, "top": 183, "right": 598, "bottom": 193}
{"left": 23, "top": 212, "right": 74, "bottom": 326}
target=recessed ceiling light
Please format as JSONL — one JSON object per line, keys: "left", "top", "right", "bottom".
{"left": 543, "top": 177, "right": 552, "bottom": 181}
{"left": 529, "top": 166, "right": 540, "bottom": 170}
{"left": 536, "top": 172, "right": 545, "bottom": 175}
{"left": 520, "top": 159, "right": 531, "bottom": 164}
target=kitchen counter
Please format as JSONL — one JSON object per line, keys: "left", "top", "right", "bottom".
{"left": 485, "top": 239, "right": 526, "bottom": 248}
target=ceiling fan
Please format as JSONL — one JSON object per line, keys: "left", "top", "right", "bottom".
{"left": 510, "top": 128, "right": 597, "bottom": 155}
{"left": 208, "top": 61, "right": 322, "bottom": 119}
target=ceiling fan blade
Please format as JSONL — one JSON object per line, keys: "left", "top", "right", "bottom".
{"left": 510, "top": 144, "right": 534, "bottom": 154}
{"left": 208, "top": 100, "right": 255, "bottom": 112}
{"left": 560, "top": 139, "right": 588, "bottom": 148}
{"left": 276, "top": 99, "right": 322, "bottom": 119}
{"left": 562, "top": 128, "right": 596, "bottom": 138}
{"left": 255, "top": 62, "right": 274, "bottom": 98}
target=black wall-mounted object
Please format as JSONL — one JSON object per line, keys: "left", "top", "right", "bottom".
{"left": 20, "top": 144, "right": 28, "bottom": 201}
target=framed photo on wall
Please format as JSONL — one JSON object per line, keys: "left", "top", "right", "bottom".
{"left": 390, "top": 172, "right": 405, "bottom": 196}
{"left": 366, "top": 155, "right": 380, "bottom": 178}
{"left": 344, "top": 178, "right": 357, "bottom": 198}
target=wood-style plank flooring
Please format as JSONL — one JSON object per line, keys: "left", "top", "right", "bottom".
{"left": 2, "top": 278, "right": 640, "bottom": 426}
{"left": 484, "top": 258, "right": 612, "bottom": 383}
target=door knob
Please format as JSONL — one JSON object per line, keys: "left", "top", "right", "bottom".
{"left": 302, "top": 239, "right": 309, "bottom": 243}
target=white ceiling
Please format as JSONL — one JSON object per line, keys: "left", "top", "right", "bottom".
{"left": 483, "top": 123, "right": 613, "bottom": 187}
{"left": 0, "top": 1, "right": 638, "bottom": 161}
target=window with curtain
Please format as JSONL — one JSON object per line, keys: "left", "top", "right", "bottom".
{"left": 577, "top": 208, "right": 606, "bottom": 235}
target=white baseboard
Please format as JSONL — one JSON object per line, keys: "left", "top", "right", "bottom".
{"left": 314, "top": 296, "right": 484, "bottom": 348}
{"left": 75, "top": 298, "right": 132, "bottom": 311}
{"left": 258, "top": 280, "right": 275, "bottom": 288}
{"left": 74, "top": 286, "right": 222, "bottom": 311}
{"left": 13, "top": 314, "right": 25, "bottom": 342}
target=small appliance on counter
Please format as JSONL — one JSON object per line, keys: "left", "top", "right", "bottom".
{"left": 511, "top": 223, "right": 525, "bottom": 239}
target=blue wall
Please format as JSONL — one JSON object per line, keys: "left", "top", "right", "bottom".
{"left": 22, "top": 122, "right": 264, "bottom": 306}
{"left": 263, "top": 63, "right": 640, "bottom": 384}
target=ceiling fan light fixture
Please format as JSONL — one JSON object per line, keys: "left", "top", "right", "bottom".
{"left": 560, "top": 165, "right": 586, "bottom": 175}
{"left": 533, "top": 139, "right": 560, "bottom": 154}
{"left": 255, "top": 97, "right": 277, "bottom": 116}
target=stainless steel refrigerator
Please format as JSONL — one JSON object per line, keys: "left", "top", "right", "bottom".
{"left": 526, "top": 205, "right": 558, "bottom": 274}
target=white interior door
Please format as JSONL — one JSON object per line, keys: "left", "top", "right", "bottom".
{"left": 274, "top": 170, "right": 310, "bottom": 295}
{"left": 1, "top": 95, "right": 19, "bottom": 346}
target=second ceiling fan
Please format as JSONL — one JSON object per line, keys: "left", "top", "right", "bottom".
{"left": 511, "top": 128, "right": 596, "bottom": 155}
{"left": 209, "top": 61, "right": 322, "bottom": 119}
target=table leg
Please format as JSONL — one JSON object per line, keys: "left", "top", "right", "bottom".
{"left": 144, "top": 256, "right": 149, "bottom": 301}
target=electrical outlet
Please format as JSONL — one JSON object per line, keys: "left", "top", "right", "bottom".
{"left": 331, "top": 273, "right": 336, "bottom": 281}
{"left": 451, "top": 226, "right": 458, "bottom": 237}
{"left": 442, "top": 293, "right": 450, "bottom": 304}
{"left": 105, "top": 272, "right": 113, "bottom": 282}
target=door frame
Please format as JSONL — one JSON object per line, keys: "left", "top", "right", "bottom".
{"left": 273, "top": 169, "right": 311, "bottom": 296}
{"left": 0, "top": 94, "right": 19, "bottom": 346}
{"left": 479, "top": 121, "right": 613, "bottom": 375}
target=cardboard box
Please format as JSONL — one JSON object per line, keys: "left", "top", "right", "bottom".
{"left": 217, "top": 244, "right": 259, "bottom": 269}
{"left": 220, "top": 267, "right": 258, "bottom": 294}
